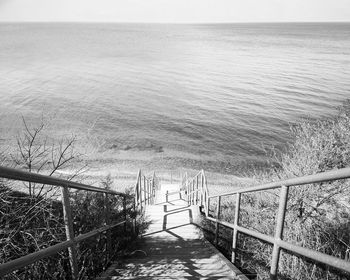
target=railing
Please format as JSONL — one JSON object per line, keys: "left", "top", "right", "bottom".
{"left": 182, "top": 170, "right": 209, "bottom": 216}
{"left": 133, "top": 170, "right": 159, "bottom": 234}
{"left": 183, "top": 168, "right": 350, "bottom": 279}
{"left": 0, "top": 166, "right": 137, "bottom": 279}
{"left": 134, "top": 170, "right": 159, "bottom": 210}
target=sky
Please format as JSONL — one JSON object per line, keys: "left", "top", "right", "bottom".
{"left": 0, "top": 0, "right": 349, "bottom": 23}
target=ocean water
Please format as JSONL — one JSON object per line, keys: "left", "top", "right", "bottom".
{"left": 0, "top": 23, "right": 349, "bottom": 173}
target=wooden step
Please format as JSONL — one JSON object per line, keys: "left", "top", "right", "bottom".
{"left": 96, "top": 183, "right": 248, "bottom": 280}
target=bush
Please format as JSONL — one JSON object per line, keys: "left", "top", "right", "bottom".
{"left": 0, "top": 175, "right": 137, "bottom": 280}
{"left": 0, "top": 120, "right": 139, "bottom": 279}
{"left": 203, "top": 100, "right": 350, "bottom": 280}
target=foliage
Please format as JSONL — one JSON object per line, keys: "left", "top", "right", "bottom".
{"left": 203, "top": 100, "right": 350, "bottom": 280}
{"left": 0, "top": 120, "right": 138, "bottom": 280}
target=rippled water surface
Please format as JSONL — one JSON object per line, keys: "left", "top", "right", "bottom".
{"left": 0, "top": 23, "right": 349, "bottom": 171}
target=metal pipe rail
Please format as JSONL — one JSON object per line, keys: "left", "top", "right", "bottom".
{"left": 0, "top": 166, "right": 127, "bottom": 196}
{"left": 134, "top": 170, "right": 159, "bottom": 210}
{"left": 182, "top": 167, "right": 350, "bottom": 279}
{"left": 0, "top": 221, "right": 125, "bottom": 277}
{"left": 209, "top": 167, "right": 350, "bottom": 198}
{"left": 133, "top": 170, "right": 159, "bottom": 235}
{"left": 0, "top": 165, "right": 131, "bottom": 279}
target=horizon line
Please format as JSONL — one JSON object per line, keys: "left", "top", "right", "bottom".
{"left": 1, "top": 20, "right": 350, "bottom": 24}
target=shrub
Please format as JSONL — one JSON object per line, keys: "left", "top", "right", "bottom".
{"left": 0, "top": 120, "right": 139, "bottom": 279}
{"left": 0, "top": 175, "right": 137, "bottom": 280}
{"left": 203, "top": 100, "right": 350, "bottom": 280}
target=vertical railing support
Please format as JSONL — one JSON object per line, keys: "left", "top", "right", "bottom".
{"left": 123, "top": 196, "right": 127, "bottom": 234}
{"left": 143, "top": 176, "right": 146, "bottom": 206}
{"left": 188, "top": 181, "right": 191, "bottom": 205}
{"left": 199, "top": 173, "right": 203, "bottom": 207}
{"left": 190, "top": 181, "right": 192, "bottom": 204}
{"left": 205, "top": 177, "right": 209, "bottom": 217}
{"left": 104, "top": 193, "right": 111, "bottom": 264}
{"left": 193, "top": 179, "right": 195, "bottom": 204}
{"left": 148, "top": 179, "right": 151, "bottom": 204}
{"left": 187, "top": 180, "right": 190, "bottom": 204}
{"left": 166, "top": 190, "right": 169, "bottom": 203}
{"left": 232, "top": 192, "right": 241, "bottom": 263}
{"left": 61, "top": 187, "right": 78, "bottom": 280}
{"left": 152, "top": 173, "right": 155, "bottom": 203}
{"left": 146, "top": 179, "right": 149, "bottom": 205}
{"left": 134, "top": 170, "right": 141, "bottom": 233}
{"left": 139, "top": 174, "right": 143, "bottom": 211}
{"left": 195, "top": 175, "right": 199, "bottom": 204}
{"left": 133, "top": 192, "right": 137, "bottom": 235}
{"left": 215, "top": 196, "right": 221, "bottom": 246}
{"left": 270, "top": 185, "right": 289, "bottom": 280}
{"left": 186, "top": 180, "right": 188, "bottom": 204}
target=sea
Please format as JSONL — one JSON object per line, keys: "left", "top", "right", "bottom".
{"left": 0, "top": 23, "right": 349, "bottom": 174}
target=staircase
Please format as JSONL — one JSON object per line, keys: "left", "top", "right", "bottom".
{"left": 97, "top": 182, "right": 248, "bottom": 280}
{"left": 1, "top": 166, "right": 350, "bottom": 279}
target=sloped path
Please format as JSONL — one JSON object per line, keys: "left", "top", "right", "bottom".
{"left": 97, "top": 184, "right": 248, "bottom": 280}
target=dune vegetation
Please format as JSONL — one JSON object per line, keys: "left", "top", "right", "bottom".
{"left": 0, "top": 120, "right": 138, "bottom": 280}
{"left": 1, "top": 100, "right": 350, "bottom": 279}
{"left": 203, "top": 100, "right": 350, "bottom": 280}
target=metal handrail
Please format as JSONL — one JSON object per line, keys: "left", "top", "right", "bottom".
{"left": 0, "top": 166, "right": 128, "bottom": 196}
{"left": 0, "top": 221, "right": 125, "bottom": 277}
{"left": 132, "top": 169, "right": 159, "bottom": 237}
{"left": 134, "top": 169, "right": 159, "bottom": 210}
{"left": 209, "top": 167, "right": 350, "bottom": 198}
{"left": 183, "top": 167, "right": 350, "bottom": 279}
{"left": 0, "top": 165, "right": 131, "bottom": 279}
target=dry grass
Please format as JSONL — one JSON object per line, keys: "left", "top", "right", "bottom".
{"left": 0, "top": 120, "right": 141, "bottom": 280}
{"left": 203, "top": 101, "right": 350, "bottom": 280}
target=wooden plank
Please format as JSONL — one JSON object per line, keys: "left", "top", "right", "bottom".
{"left": 98, "top": 183, "right": 248, "bottom": 280}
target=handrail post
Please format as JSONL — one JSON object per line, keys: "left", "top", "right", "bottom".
{"left": 270, "top": 185, "right": 289, "bottom": 280}
{"left": 188, "top": 179, "right": 191, "bottom": 204}
{"left": 215, "top": 196, "right": 221, "bottom": 246}
{"left": 193, "top": 177, "right": 196, "bottom": 204}
{"left": 187, "top": 181, "right": 190, "bottom": 205}
{"left": 186, "top": 179, "right": 189, "bottom": 204}
{"left": 149, "top": 179, "right": 151, "bottom": 204}
{"left": 192, "top": 178, "right": 196, "bottom": 205}
{"left": 143, "top": 176, "right": 146, "bottom": 206}
{"left": 123, "top": 196, "right": 127, "bottom": 234}
{"left": 133, "top": 192, "right": 137, "bottom": 235}
{"left": 195, "top": 175, "right": 198, "bottom": 204}
{"left": 146, "top": 179, "right": 149, "bottom": 205}
{"left": 61, "top": 186, "right": 78, "bottom": 280}
{"left": 232, "top": 192, "right": 241, "bottom": 263}
{"left": 152, "top": 173, "right": 155, "bottom": 204}
{"left": 104, "top": 193, "right": 111, "bottom": 264}
{"left": 148, "top": 179, "right": 151, "bottom": 204}
{"left": 190, "top": 180, "right": 193, "bottom": 204}
{"left": 200, "top": 173, "right": 203, "bottom": 208}
{"left": 205, "top": 177, "right": 209, "bottom": 217}
{"left": 134, "top": 170, "right": 141, "bottom": 234}
{"left": 138, "top": 174, "right": 143, "bottom": 211}
{"left": 189, "top": 181, "right": 192, "bottom": 204}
